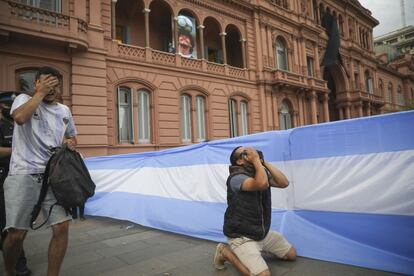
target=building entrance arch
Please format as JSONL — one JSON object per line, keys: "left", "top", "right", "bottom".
{"left": 323, "top": 64, "right": 348, "bottom": 121}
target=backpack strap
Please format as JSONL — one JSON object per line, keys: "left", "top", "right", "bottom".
{"left": 30, "top": 154, "right": 54, "bottom": 230}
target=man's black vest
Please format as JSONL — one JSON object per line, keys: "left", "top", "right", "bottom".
{"left": 223, "top": 165, "right": 272, "bottom": 241}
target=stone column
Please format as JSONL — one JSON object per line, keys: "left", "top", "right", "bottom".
{"left": 339, "top": 106, "right": 344, "bottom": 120}
{"left": 358, "top": 102, "right": 363, "bottom": 117}
{"left": 220, "top": 32, "right": 227, "bottom": 64}
{"left": 143, "top": 8, "right": 151, "bottom": 47}
{"left": 197, "top": 25, "right": 205, "bottom": 59}
{"left": 272, "top": 89, "right": 279, "bottom": 129}
{"left": 345, "top": 103, "right": 351, "bottom": 119}
{"left": 111, "top": 0, "right": 117, "bottom": 40}
{"left": 314, "top": 43, "right": 320, "bottom": 78}
{"left": 367, "top": 102, "right": 371, "bottom": 116}
{"left": 310, "top": 90, "right": 318, "bottom": 124}
{"left": 323, "top": 93, "right": 330, "bottom": 122}
{"left": 350, "top": 58, "right": 355, "bottom": 89}
{"left": 240, "top": 38, "right": 247, "bottom": 68}
{"left": 301, "top": 38, "right": 307, "bottom": 75}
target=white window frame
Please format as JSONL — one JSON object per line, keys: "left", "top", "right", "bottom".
{"left": 181, "top": 94, "right": 192, "bottom": 143}
{"left": 117, "top": 87, "right": 133, "bottom": 143}
{"left": 229, "top": 99, "right": 238, "bottom": 137}
{"left": 240, "top": 101, "right": 249, "bottom": 136}
{"left": 196, "top": 96, "right": 206, "bottom": 142}
{"left": 138, "top": 90, "right": 151, "bottom": 143}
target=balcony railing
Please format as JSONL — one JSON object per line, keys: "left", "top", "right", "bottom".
{"left": 115, "top": 43, "right": 250, "bottom": 80}
{"left": 0, "top": 0, "right": 88, "bottom": 50}
{"left": 359, "top": 91, "right": 384, "bottom": 105}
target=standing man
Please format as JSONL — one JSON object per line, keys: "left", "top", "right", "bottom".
{"left": 214, "top": 146, "right": 296, "bottom": 276}
{"left": 2, "top": 67, "right": 77, "bottom": 276}
{"left": 0, "top": 92, "right": 31, "bottom": 276}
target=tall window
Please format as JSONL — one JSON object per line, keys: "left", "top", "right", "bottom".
{"left": 276, "top": 38, "right": 288, "bottom": 71}
{"left": 229, "top": 99, "right": 238, "bottom": 137}
{"left": 181, "top": 94, "right": 192, "bottom": 143}
{"left": 117, "top": 86, "right": 152, "bottom": 144}
{"left": 180, "top": 93, "right": 207, "bottom": 143}
{"left": 196, "top": 96, "right": 206, "bottom": 142}
{"left": 378, "top": 79, "right": 384, "bottom": 97}
{"left": 18, "top": 0, "right": 62, "bottom": 12}
{"left": 307, "top": 56, "right": 314, "bottom": 77}
{"left": 118, "top": 87, "right": 133, "bottom": 143}
{"left": 365, "top": 70, "right": 373, "bottom": 94}
{"left": 240, "top": 101, "right": 249, "bottom": 136}
{"left": 388, "top": 82, "right": 393, "bottom": 103}
{"left": 397, "top": 86, "right": 405, "bottom": 106}
{"left": 229, "top": 97, "right": 249, "bottom": 138}
{"left": 138, "top": 90, "right": 150, "bottom": 143}
{"left": 16, "top": 69, "right": 38, "bottom": 92}
{"left": 280, "top": 100, "right": 292, "bottom": 130}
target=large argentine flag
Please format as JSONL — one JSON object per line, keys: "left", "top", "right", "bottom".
{"left": 85, "top": 111, "right": 414, "bottom": 275}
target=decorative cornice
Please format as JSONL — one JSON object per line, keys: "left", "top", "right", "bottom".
{"left": 181, "top": 0, "right": 249, "bottom": 22}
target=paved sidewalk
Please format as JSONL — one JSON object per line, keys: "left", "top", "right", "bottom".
{"left": 1, "top": 216, "right": 400, "bottom": 276}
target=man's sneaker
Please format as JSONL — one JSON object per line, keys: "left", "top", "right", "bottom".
{"left": 16, "top": 256, "right": 31, "bottom": 276}
{"left": 213, "top": 243, "right": 226, "bottom": 270}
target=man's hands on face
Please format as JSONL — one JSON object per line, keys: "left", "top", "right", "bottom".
{"left": 243, "top": 147, "right": 261, "bottom": 164}
{"left": 35, "top": 74, "right": 59, "bottom": 98}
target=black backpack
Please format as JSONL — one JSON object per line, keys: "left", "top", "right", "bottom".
{"left": 30, "top": 144, "right": 96, "bottom": 229}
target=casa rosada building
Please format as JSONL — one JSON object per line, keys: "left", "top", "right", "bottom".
{"left": 0, "top": 0, "right": 413, "bottom": 156}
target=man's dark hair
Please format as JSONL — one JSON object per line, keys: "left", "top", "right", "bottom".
{"left": 230, "top": 146, "right": 242, "bottom": 166}
{"left": 35, "top": 66, "right": 62, "bottom": 81}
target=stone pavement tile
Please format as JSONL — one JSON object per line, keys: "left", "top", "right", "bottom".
{"left": 102, "top": 230, "right": 164, "bottom": 247}
{"left": 60, "top": 256, "right": 128, "bottom": 276}
{"left": 96, "top": 240, "right": 152, "bottom": 258}
{"left": 117, "top": 238, "right": 198, "bottom": 265}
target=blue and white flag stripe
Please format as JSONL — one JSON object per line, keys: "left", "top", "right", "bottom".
{"left": 85, "top": 111, "right": 414, "bottom": 275}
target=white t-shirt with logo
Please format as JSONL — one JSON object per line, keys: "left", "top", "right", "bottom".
{"left": 9, "top": 94, "right": 77, "bottom": 175}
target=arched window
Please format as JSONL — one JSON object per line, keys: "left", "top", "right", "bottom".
{"left": 388, "top": 82, "right": 393, "bottom": 103}
{"left": 279, "top": 100, "right": 292, "bottom": 130}
{"left": 117, "top": 87, "right": 133, "bottom": 143}
{"left": 181, "top": 94, "right": 192, "bottom": 142}
{"left": 16, "top": 68, "right": 39, "bottom": 92}
{"left": 276, "top": 38, "right": 288, "bottom": 71}
{"left": 378, "top": 79, "right": 384, "bottom": 97}
{"left": 397, "top": 85, "right": 405, "bottom": 105}
{"left": 180, "top": 92, "right": 207, "bottom": 143}
{"left": 117, "top": 85, "right": 152, "bottom": 144}
{"left": 364, "top": 70, "right": 373, "bottom": 94}
{"left": 229, "top": 96, "right": 249, "bottom": 137}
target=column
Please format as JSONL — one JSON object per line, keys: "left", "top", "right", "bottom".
{"left": 310, "top": 90, "right": 318, "bottom": 124}
{"left": 314, "top": 43, "right": 320, "bottom": 78}
{"left": 220, "top": 32, "right": 227, "bottom": 64}
{"left": 111, "top": 0, "right": 117, "bottom": 40}
{"left": 174, "top": 16, "right": 179, "bottom": 53}
{"left": 350, "top": 58, "right": 355, "bottom": 89}
{"left": 240, "top": 38, "right": 247, "bottom": 68}
{"left": 197, "top": 25, "right": 205, "bottom": 59}
{"left": 143, "top": 8, "right": 151, "bottom": 47}
{"left": 358, "top": 102, "right": 363, "bottom": 117}
{"left": 271, "top": 89, "right": 279, "bottom": 129}
{"left": 323, "top": 93, "right": 330, "bottom": 122}
{"left": 301, "top": 38, "right": 307, "bottom": 75}
{"left": 367, "top": 102, "right": 371, "bottom": 116}
{"left": 89, "top": 0, "right": 102, "bottom": 26}
{"left": 345, "top": 103, "right": 351, "bottom": 119}
{"left": 339, "top": 107, "right": 344, "bottom": 120}
{"left": 267, "top": 28, "right": 274, "bottom": 67}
